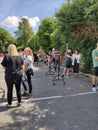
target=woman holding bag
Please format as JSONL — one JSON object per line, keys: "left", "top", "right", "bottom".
{"left": 24, "top": 47, "right": 34, "bottom": 97}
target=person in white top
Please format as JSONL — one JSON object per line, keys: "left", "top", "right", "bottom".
{"left": 24, "top": 47, "right": 34, "bottom": 96}
{"left": 72, "top": 50, "right": 81, "bottom": 77}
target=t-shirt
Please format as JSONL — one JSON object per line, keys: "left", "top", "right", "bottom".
{"left": 55, "top": 52, "right": 60, "bottom": 60}
{"left": 1, "top": 54, "right": 23, "bottom": 83}
{"left": 65, "top": 52, "right": 72, "bottom": 62}
{"left": 92, "top": 49, "right": 98, "bottom": 67}
{"left": 24, "top": 55, "right": 33, "bottom": 70}
{"left": 72, "top": 54, "right": 81, "bottom": 65}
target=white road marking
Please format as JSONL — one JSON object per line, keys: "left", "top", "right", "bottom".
{"left": 32, "top": 95, "right": 63, "bottom": 101}
{"left": 32, "top": 91, "right": 96, "bottom": 101}
{"left": 1, "top": 91, "right": 96, "bottom": 105}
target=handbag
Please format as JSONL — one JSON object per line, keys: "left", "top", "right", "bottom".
{"left": 26, "top": 68, "right": 33, "bottom": 76}
{"left": 12, "top": 67, "right": 23, "bottom": 83}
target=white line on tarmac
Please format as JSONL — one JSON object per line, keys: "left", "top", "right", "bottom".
{"left": 32, "top": 91, "right": 96, "bottom": 101}
{"left": 1, "top": 91, "right": 96, "bottom": 105}
{"left": 32, "top": 95, "right": 63, "bottom": 101}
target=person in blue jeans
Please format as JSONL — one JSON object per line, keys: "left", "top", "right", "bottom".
{"left": 24, "top": 47, "right": 34, "bottom": 97}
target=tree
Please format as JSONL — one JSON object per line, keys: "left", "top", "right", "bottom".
{"left": 37, "top": 18, "right": 56, "bottom": 52}
{"left": 55, "top": 0, "right": 98, "bottom": 73}
{"left": 0, "top": 28, "right": 15, "bottom": 53}
{"left": 15, "top": 17, "right": 34, "bottom": 49}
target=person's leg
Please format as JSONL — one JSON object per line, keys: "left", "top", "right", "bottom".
{"left": 6, "top": 81, "right": 13, "bottom": 106}
{"left": 22, "top": 81, "right": 28, "bottom": 92}
{"left": 62, "top": 61, "right": 67, "bottom": 76}
{"left": 26, "top": 74, "right": 32, "bottom": 94}
{"left": 66, "top": 68, "right": 70, "bottom": 77}
{"left": 92, "top": 67, "right": 98, "bottom": 92}
{"left": 92, "top": 75, "right": 97, "bottom": 86}
{"left": 52, "top": 58, "right": 55, "bottom": 66}
{"left": 73, "top": 63, "right": 77, "bottom": 77}
{"left": 66, "top": 62, "right": 72, "bottom": 77}
{"left": 15, "top": 79, "right": 21, "bottom": 104}
{"left": 92, "top": 75, "right": 97, "bottom": 92}
{"left": 21, "top": 74, "right": 29, "bottom": 96}
{"left": 76, "top": 63, "right": 79, "bottom": 77}
{"left": 62, "top": 67, "right": 66, "bottom": 76}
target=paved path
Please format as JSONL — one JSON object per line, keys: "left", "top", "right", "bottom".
{"left": 0, "top": 59, "right": 98, "bottom": 130}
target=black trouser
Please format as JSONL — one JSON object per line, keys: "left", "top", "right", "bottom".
{"left": 26, "top": 72, "right": 33, "bottom": 94}
{"left": 73, "top": 63, "right": 79, "bottom": 73}
{"left": 6, "top": 79, "right": 21, "bottom": 105}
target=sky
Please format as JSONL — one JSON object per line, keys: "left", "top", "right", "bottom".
{"left": 0, "top": 0, "right": 66, "bottom": 37}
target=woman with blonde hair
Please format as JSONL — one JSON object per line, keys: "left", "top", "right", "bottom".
{"left": 1, "top": 44, "right": 24, "bottom": 108}
{"left": 24, "top": 47, "right": 34, "bottom": 97}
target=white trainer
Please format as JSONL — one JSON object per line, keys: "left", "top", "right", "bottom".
{"left": 92, "top": 87, "right": 97, "bottom": 92}
{"left": 96, "top": 86, "right": 98, "bottom": 90}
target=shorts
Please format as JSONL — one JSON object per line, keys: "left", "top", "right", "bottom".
{"left": 64, "top": 61, "right": 72, "bottom": 68}
{"left": 93, "top": 67, "right": 98, "bottom": 76}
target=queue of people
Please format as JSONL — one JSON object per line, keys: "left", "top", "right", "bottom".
{"left": 1, "top": 44, "right": 34, "bottom": 108}
{"left": 2, "top": 43, "right": 97, "bottom": 108}
{"left": 44, "top": 48, "right": 81, "bottom": 77}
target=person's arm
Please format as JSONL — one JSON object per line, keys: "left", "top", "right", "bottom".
{"left": 1, "top": 55, "right": 7, "bottom": 68}
{"left": 23, "top": 58, "right": 29, "bottom": 72}
{"left": 94, "top": 57, "right": 98, "bottom": 60}
{"left": 23, "top": 63, "right": 28, "bottom": 72}
{"left": 66, "top": 54, "right": 72, "bottom": 59}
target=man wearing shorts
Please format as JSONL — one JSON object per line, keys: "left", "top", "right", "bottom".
{"left": 62, "top": 48, "right": 72, "bottom": 77}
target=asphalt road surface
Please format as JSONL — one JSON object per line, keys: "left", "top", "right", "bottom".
{"left": 0, "top": 60, "right": 98, "bottom": 130}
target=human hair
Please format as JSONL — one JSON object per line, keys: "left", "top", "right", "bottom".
{"left": 8, "top": 44, "right": 19, "bottom": 56}
{"left": 24, "top": 47, "right": 34, "bottom": 62}
{"left": 97, "top": 43, "right": 98, "bottom": 47}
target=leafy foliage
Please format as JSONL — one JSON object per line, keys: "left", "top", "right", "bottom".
{"left": 37, "top": 18, "right": 56, "bottom": 52}
{"left": 15, "top": 17, "right": 34, "bottom": 49}
{"left": 55, "top": 0, "right": 98, "bottom": 73}
{"left": 0, "top": 28, "right": 15, "bottom": 53}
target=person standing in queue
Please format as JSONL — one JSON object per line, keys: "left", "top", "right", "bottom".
{"left": 24, "top": 47, "right": 34, "bottom": 97}
{"left": 1, "top": 44, "right": 23, "bottom": 108}
{"left": 92, "top": 43, "right": 98, "bottom": 92}
{"left": 62, "top": 48, "right": 72, "bottom": 77}
{"left": 72, "top": 49, "right": 81, "bottom": 77}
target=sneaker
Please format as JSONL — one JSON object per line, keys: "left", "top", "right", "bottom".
{"left": 96, "top": 84, "right": 98, "bottom": 90}
{"left": 17, "top": 103, "right": 21, "bottom": 107}
{"left": 61, "top": 75, "right": 64, "bottom": 78}
{"left": 96, "top": 86, "right": 98, "bottom": 90}
{"left": 66, "top": 75, "right": 70, "bottom": 78}
{"left": 22, "top": 91, "right": 29, "bottom": 97}
{"left": 92, "top": 87, "right": 97, "bottom": 92}
{"left": 28, "top": 93, "right": 32, "bottom": 98}
{"left": 6, "top": 104, "right": 12, "bottom": 108}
